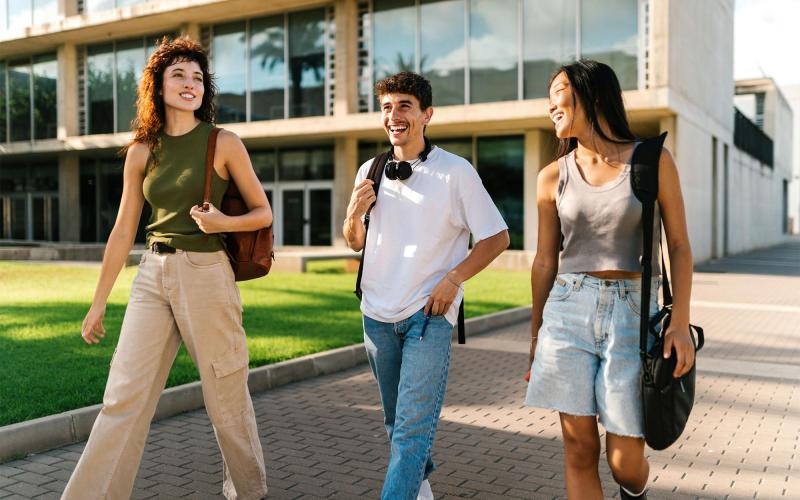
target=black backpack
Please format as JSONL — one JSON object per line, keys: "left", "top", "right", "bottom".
{"left": 353, "top": 153, "right": 466, "bottom": 344}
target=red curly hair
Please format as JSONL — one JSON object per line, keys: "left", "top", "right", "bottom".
{"left": 123, "top": 36, "right": 216, "bottom": 155}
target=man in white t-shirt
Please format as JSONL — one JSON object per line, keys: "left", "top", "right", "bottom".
{"left": 343, "top": 72, "right": 509, "bottom": 500}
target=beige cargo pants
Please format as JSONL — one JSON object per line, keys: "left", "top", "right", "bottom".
{"left": 62, "top": 250, "right": 267, "bottom": 500}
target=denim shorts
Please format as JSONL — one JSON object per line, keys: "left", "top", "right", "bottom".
{"left": 525, "top": 273, "right": 660, "bottom": 438}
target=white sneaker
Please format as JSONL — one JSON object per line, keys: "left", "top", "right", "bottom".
{"left": 417, "top": 479, "right": 434, "bottom": 500}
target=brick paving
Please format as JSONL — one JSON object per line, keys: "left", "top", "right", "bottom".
{"left": 2, "top": 241, "right": 799, "bottom": 499}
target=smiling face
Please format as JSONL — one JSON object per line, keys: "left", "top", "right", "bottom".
{"left": 161, "top": 59, "right": 204, "bottom": 113}
{"left": 380, "top": 93, "right": 432, "bottom": 148}
{"left": 548, "top": 71, "right": 588, "bottom": 139}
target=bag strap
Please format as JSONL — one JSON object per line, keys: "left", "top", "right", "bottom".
{"left": 631, "top": 132, "right": 667, "bottom": 358}
{"left": 354, "top": 152, "right": 390, "bottom": 300}
{"left": 203, "top": 127, "right": 222, "bottom": 210}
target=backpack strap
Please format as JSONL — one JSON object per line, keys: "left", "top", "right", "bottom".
{"left": 457, "top": 301, "right": 465, "bottom": 344}
{"left": 630, "top": 131, "right": 667, "bottom": 358}
{"left": 354, "top": 152, "right": 390, "bottom": 300}
{"left": 202, "top": 127, "right": 222, "bottom": 210}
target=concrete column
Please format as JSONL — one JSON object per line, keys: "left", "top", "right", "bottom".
{"left": 58, "top": 0, "right": 78, "bottom": 17}
{"left": 179, "top": 23, "right": 201, "bottom": 42}
{"left": 57, "top": 44, "right": 79, "bottom": 139}
{"left": 523, "top": 129, "right": 556, "bottom": 251}
{"left": 334, "top": 0, "right": 358, "bottom": 116}
{"left": 659, "top": 115, "right": 677, "bottom": 153}
{"left": 58, "top": 153, "right": 81, "bottom": 242}
{"left": 333, "top": 136, "right": 358, "bottom": 246}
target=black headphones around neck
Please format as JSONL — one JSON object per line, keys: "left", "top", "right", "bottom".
{"left": 385, "top": 137, "right": 432, "bottom": 181}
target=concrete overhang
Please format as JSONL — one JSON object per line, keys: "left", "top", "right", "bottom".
{"left": 0, "top": 87, "right": 681, "bottom": 156}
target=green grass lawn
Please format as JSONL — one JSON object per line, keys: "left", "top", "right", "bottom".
{"left": 0, "top": 260, "right": 530, "bottom": 426}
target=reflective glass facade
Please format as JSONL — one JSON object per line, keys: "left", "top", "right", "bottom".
{"left": 211, "top": 7, "right": 330, "bottom": 124}
{"left": 581, "top": 0, "right": 639, "bottom": 90}
{"left": 363, "top": 0, "right": 640, "bottom": 109}
{"left": 1, "top": 0, "right": 56, "bottom": 31}
{"left": 83, "top": 0, "right": 149, "bottom": 14}
{"left": 0, "top": 54, "right": 57, "bottom": 143}
{"left": 84, "top": 35, "right": 171, "bottom": 135}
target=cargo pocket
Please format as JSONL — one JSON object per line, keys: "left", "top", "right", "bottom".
{"left": 210, "top": 346, "right": 250, "bottom": 426}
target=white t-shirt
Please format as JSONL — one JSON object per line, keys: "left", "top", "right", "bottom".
{"left": 354, "top": 146, "right": 508, "bottom": 325}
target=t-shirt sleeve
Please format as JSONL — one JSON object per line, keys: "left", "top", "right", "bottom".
{"left": 354, "top": 159, "right": 372, "bottom": 185}
{"left": 456, "top": 163, "right": 509, "bottom": 243}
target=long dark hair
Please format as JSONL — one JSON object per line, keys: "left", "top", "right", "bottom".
{"left": 121, "top": 36, "right": 216, "bottom": 157}
{"left": 550, "top": 60, "right": 636, "bottom": 158}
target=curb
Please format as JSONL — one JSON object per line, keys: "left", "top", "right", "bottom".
{"left": 0, "top": 305, "right": 531, "bottom": 464}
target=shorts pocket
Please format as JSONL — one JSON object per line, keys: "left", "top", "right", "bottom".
{"left": 622, "top": 290, "right": 642, "bottom": 317}
{"left": 547, "top": 277, "right": 573, "bottom": 302}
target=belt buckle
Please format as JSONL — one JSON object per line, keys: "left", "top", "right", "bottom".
{"left": 152, "top": 242, "right": 175, "bottom": 254}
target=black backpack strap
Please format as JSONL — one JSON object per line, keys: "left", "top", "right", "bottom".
{"left": 630, "top": 132, "right": 667, "bottom": 358}
{"left": 354, "top": 152, "right": 389, "bottom": 300}
{"left": 457, "top": 300, "right": 465, "bottom": 344}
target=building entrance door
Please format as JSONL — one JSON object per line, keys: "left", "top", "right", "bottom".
{"left": 0, "top": 193, "right": 58, "bottom": 241}
{"left": 275, "top": 183, "right": 333, "bottom": 246}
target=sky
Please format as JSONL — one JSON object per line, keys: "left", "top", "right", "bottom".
{"left": 734, "top": 0, "right": 798, "bottom": 88}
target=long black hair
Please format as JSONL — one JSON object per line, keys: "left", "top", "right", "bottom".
{"left": 550, "top": 60, "right": 636, "bottom": 158}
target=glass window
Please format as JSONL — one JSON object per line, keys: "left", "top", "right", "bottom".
{"left": 288, "top": 9, "right": 325, "bottom": 118}
{"left": 278, "top": 150, "right": 308, "bottom": 181}
{"left": 8, "top": 0, "right": 31, "bottom": 29}
{"left": 435, "top": 138, "right": 472, "bottom": 164}
{"left": 523, "top": 0, "right": 575, "bottom": 99}
{"left": 251, "top": 151, "right": 277, "bottom": 182}
{"left": 8, "top": 60, "right": 31, "bottom": 142}
{"left": 115, "top": 39, "right": 145, "bottom": 133}
{"left": 84, "top": 0, "right": 115, "bottom": 13}
{"left": 421, "top": 0, "right": 465, "bottom": 106}
{"left": 30, "top": 163, "right": 57, "bottom": 191}
{"left": 581, "top": 0, "right": 638, "bottom": 90}
{"left": 469, "top": 0, "right": 518, "bottom": 104}
{"left": 308, "top": 147, "right": 334, "bottom": 179}
{"left": 476, "top": 136, "right": 523, "bottom": 249}
{"left": 250, "top": 15, "right": 285, "bottom": 121}
{"left": 213, "top": 21, "right": 247, "bottom": 124}
{"left": 0, "top": 62, "right": 6, "bottom": 142}
{"left": 33, "top": 54, "right": 57, "bottom": 140}
{"left": 0, "top": 164, "right": 27, "bottom": 192}
{"left": 32, "top": 0, "right": 56, "bottom": 26}
{"left": 373, "top": 0, "right": 416, "bottom": 82}
{"left": 87, "top": 44, "right": 115, "bottom": 134}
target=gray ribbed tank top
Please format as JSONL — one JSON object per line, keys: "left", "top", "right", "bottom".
{"left": 556, "top": 148, "right": 660, "bottom": 274}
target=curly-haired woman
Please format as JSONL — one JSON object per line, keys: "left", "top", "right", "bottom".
{"left": 62, "top": 37, "right": 271, "bottom": 500}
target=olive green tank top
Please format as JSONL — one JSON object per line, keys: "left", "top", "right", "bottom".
{"left": 143, "top": 121, "right": 229, "bottom": 252}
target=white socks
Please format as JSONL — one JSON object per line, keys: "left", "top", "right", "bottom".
{"left": 417, "top": 479, "right": 434, "bottom": 500}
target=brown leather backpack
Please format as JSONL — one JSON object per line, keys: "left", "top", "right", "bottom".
{"left": 203, "top": 127, "right": 274, "bottom": 281}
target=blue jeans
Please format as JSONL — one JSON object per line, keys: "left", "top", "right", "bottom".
{"left": 363, "top": 308, "right": 453, "bottom": 500}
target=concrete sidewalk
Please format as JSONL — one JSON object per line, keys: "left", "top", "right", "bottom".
{"left": 1, "top": 241, "right": 798, "bottom": 499}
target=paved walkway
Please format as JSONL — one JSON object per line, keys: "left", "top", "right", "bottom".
{"left": 1, "top": 241, "right": 799, "bottom": 499}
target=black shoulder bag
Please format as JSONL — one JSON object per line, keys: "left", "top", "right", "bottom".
{"left": 631, "top": 131, "right": 705, "bottom": 451}
{"left": 353, "top": 153, "right": 466, "bottom": 344}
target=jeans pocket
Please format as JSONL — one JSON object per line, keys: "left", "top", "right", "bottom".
{"left": 547, "top": 277, "right": 573, "bottom": 302}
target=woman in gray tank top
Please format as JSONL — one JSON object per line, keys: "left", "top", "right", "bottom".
{"left": 524, "top": 60, "right": 697, "bottom": 500}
